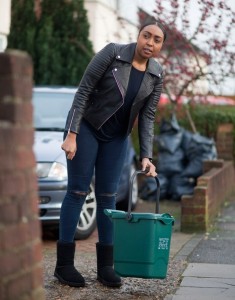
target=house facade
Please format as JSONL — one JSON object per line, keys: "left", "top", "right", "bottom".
{"left": 84, "top": 0, "right": 155, "bottom": 52}
{"left": 84, "top": 0, "right": 208, "bottom": 95}
{"left": 0, "top": 0, "right": 11, "bottom": 51}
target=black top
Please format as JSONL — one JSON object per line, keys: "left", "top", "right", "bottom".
{"left": 90, "top": 66, "right": 145, "bottom": 141}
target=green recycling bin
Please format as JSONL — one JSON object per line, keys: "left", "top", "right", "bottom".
{"left": 105, "top": 170, "right": 174, "bottom": 279}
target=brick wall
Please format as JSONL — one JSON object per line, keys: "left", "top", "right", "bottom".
{"left": 216, "top": 123, "right": 234, "bottom": 161}
{"left": 181, "top": 160, "right": 235, "bottom": 232}
{"left": 0, "top": 51, "right": 45, "bottom": 300}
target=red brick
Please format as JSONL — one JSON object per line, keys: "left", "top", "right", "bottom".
{"left": 0, "top": 50, "right": 32, "bottom": 75}
{"left": 0, "top": 171, "right": 27, "bottom": 197}
{"left": 6, "top": 273, "right": 32, "bottom": 300}
{"left": 217, "top": 123, "right": 234, "bottom": 133}
{"left": 0, "top": 202, "right": 19, "bottom": 224}
{"left": 193, "top": 186, "right": 207, "bottom": 196}
{"left": 0, "top": 78, "right": 32, "bottom": 104}
{"left": 0, "top": 283, "right": 5, "bottom": 300}
{"left": 203, "top": 160, "right": 224, "bottom": 173}
{"left": 197, "top": 177, "right": 210, "bottom": 186}
{"left": 181, "top": 196, "right": 205, "bottom": 208}
{"left": 0, "top": 229, "right": 4, "bottom": 252}
{"left": 28, "top": 220, "right": 42, "bottom": 243}
{"left": 191, "top": 196, "right": 206, "bottom": 206}
{"left": 0, "top": 253, "right": 18, "bottom": 278}
{"left": 18, "top": 195, "right": 32, "bottom": 220}
{"left": 20, "top": 246, "right": 35, "bottom": 269}
{"left": 194, "top": 215, "right": 207, "bottom": 223}
{"left": 181, "top": 195, "right": 193, "bottom": 201}
{"left": 180, "top": 215, "right": 194, "bottom": 223}
{"left": 0, "top": 127, "right": 34, "bottom": 153}
{"left": 3, "top": 223, "right": 29, "bottom": 250}
{"left": 18, "top": 191, "right": 39, "bottom": 219}
{"left": 25, "top": 171, "right": 38, "bottom": 193}
{"left": 31, "top": 265, "right": 44, "bottom": 289}
{"left": 15, "top": 128, "right": 34, "bottom": 147}
{"left": 0, "top": 102, "right": 33, "bottom": 125}
{"left": 30, "top": 193, "right": 40, "bottom": 215}
{"left": 32, "top": 240, "right": 43, "bottom": 263}
{"left": 15, "top": 149, "right": 36, "bottom": 170}
{"left": 181, "top": 207, "right": 206, "bottom": 215}
{"left": 0, "top": 150, "right": 15, "bottom": 171}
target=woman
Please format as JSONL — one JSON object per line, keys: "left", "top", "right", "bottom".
{"left": 54, "top": 20, "right": 166, "bottom": 288}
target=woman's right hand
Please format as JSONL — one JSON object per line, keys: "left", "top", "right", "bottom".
{"left": 61, "top": 131, "right": 77, "bottom": 160}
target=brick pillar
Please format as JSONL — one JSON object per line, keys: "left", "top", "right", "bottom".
{"left": 0, "top": 51, "right": 45, "bottom": 300}
{"left": 216, "top": 123, "right": 234, "bottom": 160}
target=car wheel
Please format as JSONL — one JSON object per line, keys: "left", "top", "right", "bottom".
{"left": 74, "top": 182, "right": 97, "bottom": 240}
{"left": 117, "top": 162, "right": 138, "bottom": 211}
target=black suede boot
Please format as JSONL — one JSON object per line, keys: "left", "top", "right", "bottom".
{"left": 54, "top": 241, "right": 85, "bottom": 287}
{"left": 96, "top": 242, "right": 122, "bottom": 287}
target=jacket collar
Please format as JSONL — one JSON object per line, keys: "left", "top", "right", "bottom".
{"left": 116, "top": 43, "right": 162, "bottom": 78}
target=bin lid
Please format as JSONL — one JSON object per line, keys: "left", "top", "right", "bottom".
{"left": 104, "top": 209, "right": 174, "bottom": 225}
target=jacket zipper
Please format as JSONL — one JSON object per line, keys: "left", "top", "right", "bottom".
{"left": 97, "top": 70, "right": 124, "bottom": 129}
{"left": 68, "top": 108, "right": 76, "bottom": 132}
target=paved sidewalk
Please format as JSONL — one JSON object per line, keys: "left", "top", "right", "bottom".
{"left": 165, "top": 197, "right": 235, "bottom": 300}
{"left": 42, "top": 198, "right": 235, "bottom": 299}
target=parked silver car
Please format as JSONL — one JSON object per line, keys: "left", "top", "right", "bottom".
{"left": 33, "top": 87, "right": 138, "bottom": 239}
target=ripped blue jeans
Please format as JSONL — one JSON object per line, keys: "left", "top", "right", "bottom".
{"left": 59, "top": 120, "right": 128, "bottom": 245}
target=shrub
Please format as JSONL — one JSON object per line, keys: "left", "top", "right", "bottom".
{"left": 8, "top": 0, "right": 94, "bottom": 86}
{"left": 131, "top": 104, "right": 235, "bottom": 161}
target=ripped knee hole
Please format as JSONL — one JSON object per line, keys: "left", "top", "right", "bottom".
{"left": 71, "top": 190, "right": 88, "bottom": 196}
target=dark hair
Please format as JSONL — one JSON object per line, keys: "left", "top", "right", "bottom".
{"left": 139, "top": 20, "right": 167, "bottom": 42}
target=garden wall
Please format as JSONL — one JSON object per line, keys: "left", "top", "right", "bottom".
{"left": 181, "top": 160, "right": 235, "bottom": 232}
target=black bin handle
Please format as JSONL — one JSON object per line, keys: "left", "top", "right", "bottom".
{"left": 127, "top": 170, "right": 160, "bottom": 221}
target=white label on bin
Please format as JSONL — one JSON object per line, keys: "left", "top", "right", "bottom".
{"left": 158, "top": 238, "right": 169, "bottom": 250}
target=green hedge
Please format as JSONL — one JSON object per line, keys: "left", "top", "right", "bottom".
{"left": 8, "top": 0, "right": 94, "bottom": 86}
{"left": 131, "top": 104, "right": 235, "bottom": 160}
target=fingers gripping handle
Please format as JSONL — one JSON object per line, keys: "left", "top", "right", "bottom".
{"left": 127, "top": 170, "right": 160, "bottom": 221}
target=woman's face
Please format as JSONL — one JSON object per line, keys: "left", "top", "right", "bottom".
{"left": 136, "top": 24, "right": 164, "bottom": 59}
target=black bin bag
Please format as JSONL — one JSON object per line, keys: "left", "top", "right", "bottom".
{"left": 181, "top": 131, "right": 217, "bottom": 178}
{"left": 154, "top": 114, "right": 218, "bottom": 200}
{"left": 138, "top": 174, "right": 169, "bottom": 201}
{"left": 155, "top": 115, "right": 185, "bottom": 176}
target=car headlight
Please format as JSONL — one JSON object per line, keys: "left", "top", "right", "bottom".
{"left": 36, "top": 162, "right": 67, "bottom": 180}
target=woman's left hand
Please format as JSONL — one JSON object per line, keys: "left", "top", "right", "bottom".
{"left": 141, "top": 158, "right": 157, "bottom": 177}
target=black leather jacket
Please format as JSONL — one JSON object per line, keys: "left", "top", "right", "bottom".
{"left": 65, "top": 42, "right": 163, "bottom": 159}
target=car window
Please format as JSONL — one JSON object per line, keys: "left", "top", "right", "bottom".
{"left": 33, "top": 91, "right": 74, "bottom": 129}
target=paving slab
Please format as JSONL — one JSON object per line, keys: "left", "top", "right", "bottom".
{"left": 173, "top": 235, "right": 202, "bottom": 261}
{"left": 166, "top": 199, "right": 235, "bottom": 300}
{"left": 183, "top": 263, "right": 235, "bottom": 278}
{"left": 181, "top": 276, "right": 235, "bottom": 288}
{"left": 169, "top": 232, "right": 194, "bottom": 258}
{"left": 174, "top": 286, "right": 232, "bottom": 295}
{"left": 170, "top": 263, "right": 235, "bottom": 299}
{"left": 172, "top": 288, "right": 235, "bottom": 299}
{"left": 171, "top": 296, "right": 233, "bottom": 300}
